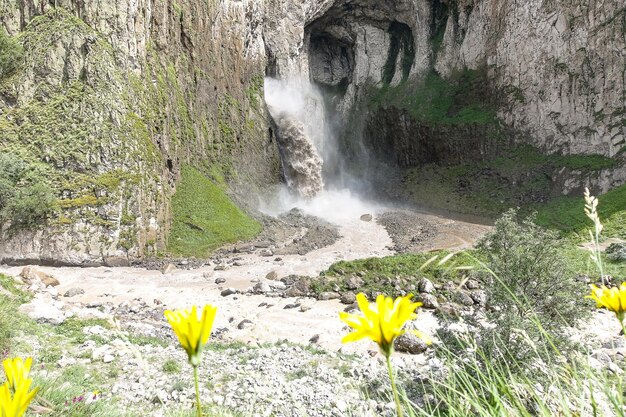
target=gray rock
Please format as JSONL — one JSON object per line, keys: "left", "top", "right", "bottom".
{"left": 418, "top": 278, "right": 435, "bottom": 294}
{"left": 215, "top": 277, "right": 226, "bottom": 284}
{"left": 318, "top": 292, "right": 340, "bottom": 301}
{"left": 214, "top": 265, "right": 227, "bottom": 271}
{"left": 283, "top": 303, "right": 300, "bottom": 309}
{"left": 266, "top": 271, "right": 278, "bottom": 280}
{"left": 285, "top": 279, "right": 310, "bottom": 297}
{"left": 259, "top": 249, "right": 274, "bottom": 257}
{"left": 394, "top": 332, "right": 428, "bottom": 354}
{"left": 340, "top": 292, "right": 356, "bottom": 304}
{"left": 253, "top": 282, "right": 271, "bottom": 294}
{"left": 465, "top": 279, "right": 480, "bottom": 290}
{"left": 64, "top": 287, "right": 85, "bottom": 297}
{"left": 345, "top": 276, "right": 364, "bottom": 291}
{"left": 220, "top": 288, "right": 238, "bottom": 297}
{"left": 437, "top": 303, "right": 461, "bottom": 318}
{"left": 418, "top": 294, "right": 439, "bottom": 309}
{"left": 104, "top": 256, "right": 130, "bottom": 267}
{"left": 234, "top": 244, "right": 254, "bottom": 253}
{"left": 237, "top": 319, "right": 253, "bottom": 330}
{"left": 360, "top": 214, "right": 373, "bottom": 222}
{"left": 470, "top": 290, "right": 487, "bottom": 306}
{"left": 269, "top": 281, "right": 286, "bottom": 291}
{"left": 161, "top": 263, "right": 177, "bottom": 274}
{"left": 455, "top": 291, "right": 475, "bottom": 307}
{"left": 19, "top": 297, "right": 65, "bottom": 325}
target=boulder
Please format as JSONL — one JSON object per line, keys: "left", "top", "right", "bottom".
{"left": 20, "top": 267, "right": 60, "bottom": 287}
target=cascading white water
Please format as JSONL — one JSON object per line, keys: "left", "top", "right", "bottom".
{"left": 263, "top": 76, "right": 384, "bottom": 222}
{"left": 264, "top": 77, "right": 327, "bottom": 199}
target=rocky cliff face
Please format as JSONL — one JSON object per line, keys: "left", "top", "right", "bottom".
{"left": 0, "top": 0, "right": 279, "bottom": 264}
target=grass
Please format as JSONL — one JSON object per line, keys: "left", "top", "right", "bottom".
{"left": 402, "top": 144, "right": 620, "bottom": 219}
{"left": 0, "top": 274, "right": 34, "bottom": 352}
{"left": 167, "top": 166, "right": 262, "bottom": 258}
{"left": 313, "top": 251, "right": 478, "bottom": 296}
{"left": 535, "top": 183, "right": 626, "bottom": 239}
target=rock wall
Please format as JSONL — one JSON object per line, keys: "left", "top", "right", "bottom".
{"left": 0, "top": 0, "right": 280, "bottom": 264}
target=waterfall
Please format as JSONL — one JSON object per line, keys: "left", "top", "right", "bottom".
{"left": 264, "top": 77, "right": 327, "bottom": 199}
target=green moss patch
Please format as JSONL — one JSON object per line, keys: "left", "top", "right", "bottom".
{"left": 167, "top": 166, "right": 261, "bottom": 258}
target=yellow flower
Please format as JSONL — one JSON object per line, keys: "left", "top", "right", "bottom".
{"left": 0, "top": 357, "right": 38, "bottom": 417}
{"left": 339, "top": 293, "right": 429, "bottom": 356}
{"left": 164, "top": 305, "right": 217, "bottom": 366}
{"left": 2, "top": 357, "right": 32, "bottom": 392}
{"left": 588, "top": 283, "right": 626, "bottom": 321}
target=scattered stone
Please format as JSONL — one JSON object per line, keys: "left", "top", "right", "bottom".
{"left": 214, "top": 265, "right": 227, "bottom": 271}
{"left": 299, "top": 304, "right": 312, "bottom": 312}
{"left": 576, "top": 275, "right": 591, "bottom": 284}
{"left": 19, "top": 297, "right": 65, "bottom": 325}
{"left": 318, "top": 292, "right": 340, "bottom": 301}
{"left": 360, "top": 214, "right": 373, "bottom": 222}
{"left": 103, "top": 354, "right": 115, "bottom": 364}
{"left": 340, "top": 292, "right": 356, "bottom": 305}
{"left": 253, "top": 282, "right": 271, "bottom": 294}
{"left": 234, "top": 244, "right": 254, "bottom": 253}
{"left": 345, "top": 276, "right": 364, "bottom": 291}
{"left": 442, "top": 281, "right": 457, "bottom": 292}
{"left": 266, "top": 271, "right": 278, "bottom": 280}
{"left": 418, "top": 294, "right": 439, "bottom": 309}
{"left": 285, "top": 279, "right": 310, "bottom": 297}
{"left": 220, "top": 288, "right": 238, "bottom": 297}
{"left": 215, "top": 278, "right": 226, "bottom": 284}
{"left": 233, "top": 261, "right": 244, "bottom": 267}
{"left": 255, "top": 241, "right": 273, "bottom": 248}
{"left": 465, "top": 279, "right": 480, "bottom": 290}
{"left": 64, "top": 288, "right": 85, "bottom": 298}
{"left": 259, "top": 249, "right": 274, "bottom": 257}
{"left": 309, "top": 334, "right": 320, "bottom": 344}
{"left": 237, "top": 319, "right": 253, "bottom": 330}
{"left": 161, "top": 264, "right": 177, "bottom": 274}
{"left": 436, "top": 303, "right": 461, "bottom": 318}
{"left": 470, "top": 290, "right": 487, "bottom": 306}
{"left": 274, "top": 257, "right": 282, "bottom": 262}
{"left": 104, "top": 256, "right": 130, "bottom": 267}
{"left": 455, "top": 291, "right": 474, "bottom": 306}
{"left": 418, "top": 278, "right": 435, "bottom": 294}
{"left": 20, "top": 267, "right": 60, "bottom": 287}
{"left": 283, "top": 303, "right": 300, "bottom": 309}
{"left": 269, "top": 281, "right": 286, "bottom": 291}
{"left": 394, "top": 332, "right": 428, "bottom": 354}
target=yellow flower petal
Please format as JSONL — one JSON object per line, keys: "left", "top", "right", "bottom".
{"left": 165, "top": 304, "right": 218, "bottom": 365}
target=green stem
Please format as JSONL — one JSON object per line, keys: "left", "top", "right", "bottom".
{"left": 386, "top": 354, "right": 403, "bottom": 417}
{"left": 620, "top": 318, "right": 626, "bottom": 340}
{"left": 193, "top": 365, "right": 203, "bottom": 417}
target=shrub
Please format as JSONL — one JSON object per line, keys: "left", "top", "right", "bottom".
{"left": 2, "top": 183, "right": 57, "bottom": 229}
{"left": 0, "top": 28, "right": 23, "bottom": 79}
{"left": 448, "top": 209, "right": 587, "bottom": 367}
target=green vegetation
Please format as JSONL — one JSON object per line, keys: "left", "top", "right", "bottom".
{"left": 402, "top": 144, "right": 619, "bottom": 219}
{"left": 0, "top": 28, "right": 23, "bottom": 79}
{"left": 0, "top": 273, "right": 33, "bottom": 351}
{"left": 371, "top": 69, "right": 499, "bottom": 126}
{"left": 167, "top": 166, "right": 261, "bottom": 258}
{"left": 535, "top": 183, "right": 626, "bottom": 238}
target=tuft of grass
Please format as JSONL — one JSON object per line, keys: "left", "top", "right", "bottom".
{"left": 167, "top": 166, "right": 262, "bottom": 258}
{"left": 162, "top": 358, "right": 181, "bottom": 374}
{"left": 125, "top": 333, "right": 168, "bottom": 347}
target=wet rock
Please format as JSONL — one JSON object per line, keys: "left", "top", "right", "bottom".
{"left": 237, "top": 319, "right": 253, "bottom": 330}
{"left": 215, "top": 278, "right": 226, "bottom": 284}
{"left": 360, "top": 214, "right": 373, "bottom": 222}
{"left": 220, "top": 288, "right": 238, "bottom": 297}
{"left": 418, "top": 278, "right": 435, "bottom": 294}
{"left": 418, "top": 294, "right": 439, "bottom": 309}
{"left": 161, "top": 264, "right": 177, "bottom": 274}
{"left": 266, "top": 271, "right": 278, "bottom": 280}
{"left": 64, "top": 288, "right": 85, "bottom": 298}
{"left": 318, "top": 292, "right": 340, "bottom": 301}
{"left": 340, "top": 292, "right": 356, "bottom": 304}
